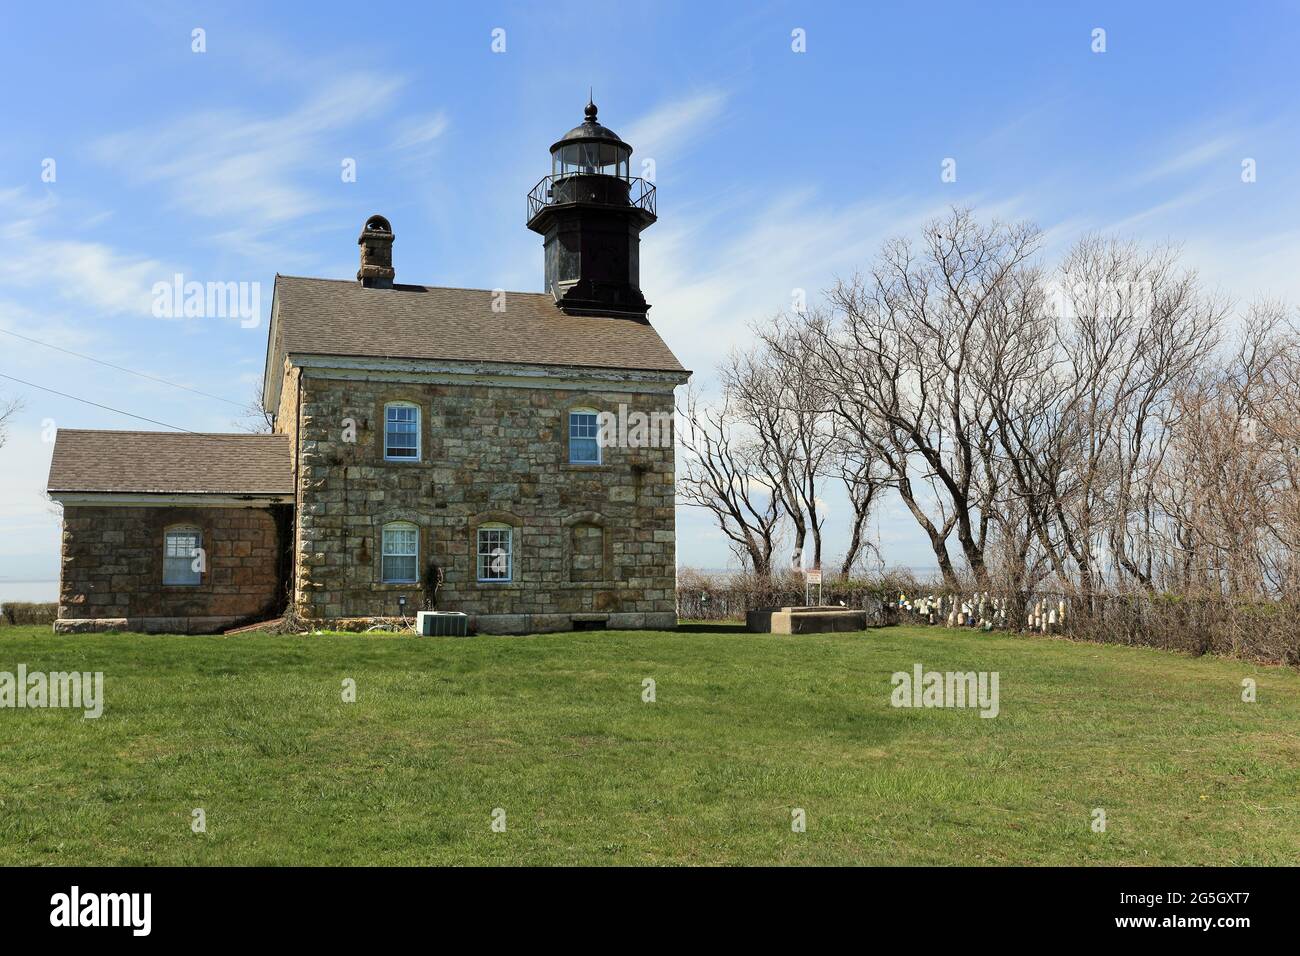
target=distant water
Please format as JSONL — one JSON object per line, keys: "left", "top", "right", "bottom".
{"left": 0, "top": 581, "right": 58, "bottom": 604}
{"left": 678, "top": 566, "right": 941, "bottom": 578}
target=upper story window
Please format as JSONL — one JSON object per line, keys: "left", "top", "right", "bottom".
{"left": 384, "top": 403, "right": 420, "bottom": 461}
{"left": 569, "top": 409, "right": 601, "bottom": 464}
{"left": 477, "top": 524, "right": 513, "bottom": 583}
{"left": 163, "top": 527, "right": 202, "bottom": 586}
{"left": 381, "top": 521, "right": 419, "bottom": 583}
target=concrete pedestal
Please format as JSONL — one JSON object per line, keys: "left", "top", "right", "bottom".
{"left": 745, "top": 606, "right": 868, "bottom": 634}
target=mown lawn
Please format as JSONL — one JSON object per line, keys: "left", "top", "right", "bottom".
{"left": 0, "top": 623, "right": 1296, "bottom": 866}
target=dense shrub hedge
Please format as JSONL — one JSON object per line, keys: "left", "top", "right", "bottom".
{"left": 676, "top": 569, "right": 1298, "bottom": 665}
{"left": 0, "top": 602, "right": 59, "bottom": 627}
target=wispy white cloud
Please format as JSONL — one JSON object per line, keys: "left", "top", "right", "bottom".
{"left": 645, "top": 187, "right": 942, "bottom": 376}
{"left": 91, "top": 72, "right": 408, "bottom": 243}
{"left": 392, "top": 112, "right": 450, "bottom": 153}
{"left": 1183, "top": 228, "right": 1300, "bottom": 305}
{"left": 1136, "top": 135, "right": 1237, "bottom": 183}
{"left": 1092, "top": 181, "right": 1229, "bottom": 236}
{"left": 0, "top": 195, "right": 164, "bottom": 318}
{"left": 623, "top": 90, "right": 728, "bottom": 167}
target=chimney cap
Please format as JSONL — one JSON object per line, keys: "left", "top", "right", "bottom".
{"left": 358, "top": 214, "right": 396, "bottom": 288}
{"left": 359, "top": 214, "right": 393, "bottom": 239}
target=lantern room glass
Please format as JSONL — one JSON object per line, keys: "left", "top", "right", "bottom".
{"left": 553, "top": 141, "right": 630, "bottom": 179}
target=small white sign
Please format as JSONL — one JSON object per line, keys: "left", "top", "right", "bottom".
{"left": 805, "top": 569, "right": 822, "bottom": 585}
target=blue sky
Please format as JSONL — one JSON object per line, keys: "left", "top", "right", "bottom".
{"left": 2, "top": 1, "right": 1299, "bottom": 597}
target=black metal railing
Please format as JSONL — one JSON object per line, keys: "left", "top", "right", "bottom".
{"left": 527, "top": 174, "right": 656, "bottom": 222}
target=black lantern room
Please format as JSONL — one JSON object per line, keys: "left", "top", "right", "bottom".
{"left": 527, "top": 99, "right": 657, "bottom": 318}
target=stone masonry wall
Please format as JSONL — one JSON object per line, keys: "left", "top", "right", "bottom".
{"left": 293, "top": 372, "right": 677, "bottom": 632}
{"left": 56, "top": 505, "right": 288, "bottom": 633}
{"left": 274, "top": 360, "right": 300, "bottom": 475}
{"left": 273, "top": 360, "right": 302, "bottom": 600}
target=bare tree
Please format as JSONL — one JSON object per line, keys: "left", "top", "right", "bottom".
{"left": 235, "top": 383, "right": 274, "bottom": 434}
{"left": 0, "top": 393, "right": 23, "bottom": 450}
{"left": 686, "top": 207, "right": 1279, "bottom": 616}
{"left": 833, "top": 445, "right": 889, "bottom": 578}
{"left": 1261, "top": 312, "right": 1300, "bottom": 593}
{"left": 676, "top": 385, "right": 784, "bottom": 576}
{"left": 724, "top": 316, "right": 838, "bottom": 570}
{"left": 803, "top": 208, "right": 1043, "bottom": 589}
{"left": 1006, "top": 239, "right": 1223, "bottom": 595}
{"left": 1156, "top": 303, "right": 1296, "bottom": 597}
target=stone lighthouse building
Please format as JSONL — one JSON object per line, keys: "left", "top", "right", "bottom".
{"left": 47, "top": 102, "right": 690, "bottom": 634}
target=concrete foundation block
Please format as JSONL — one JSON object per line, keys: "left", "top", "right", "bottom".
{"left": 746, "top": 606, "right": 868, "bottom": 635}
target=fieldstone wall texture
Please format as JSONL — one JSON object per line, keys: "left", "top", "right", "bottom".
{"left": 289, "top": 373, "right": 677, "bottom": 632}
{"left": 275, "top": 360, "right": 301, "bottom": 479}
{"left": 55, "top": 505, "right": 288, "bottom": 634}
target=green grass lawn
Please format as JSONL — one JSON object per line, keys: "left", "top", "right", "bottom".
{"left": 0, "top": 623, "right": 1297, "bottom": 866}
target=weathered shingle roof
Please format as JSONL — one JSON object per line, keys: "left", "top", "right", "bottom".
{"left": 271, "top": 276, "right": 687, "bottom": 374}
{"left": 47, "top": 430, "right": 293, "bottom": 495}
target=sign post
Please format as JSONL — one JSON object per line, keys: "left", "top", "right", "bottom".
{"left": 805, "top": 568, "right": 822, "bottom": 607}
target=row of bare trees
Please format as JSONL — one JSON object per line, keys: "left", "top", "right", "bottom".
{"left": 678, "top": 207, "right": 1300, "bottom": 602}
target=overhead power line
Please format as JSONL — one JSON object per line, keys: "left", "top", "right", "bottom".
{"left": 0, "top": 371, "right": 265, "bottom": 446}
{"left": 0, "top": 325, "right": 245, "bottom": 408}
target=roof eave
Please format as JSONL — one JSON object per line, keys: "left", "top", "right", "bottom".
{"left": 49, "top": 491, "right": 294, "bottom": 507}
{"left": 285, "top": 350, "right": 690, "bottom": 382}
{"left": 262, "top": 279, "right": 284, "bottom": 415}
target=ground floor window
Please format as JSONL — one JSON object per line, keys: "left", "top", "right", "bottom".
{"left": 477, "top": 525, "right": 513, "bottom": 582}
{"left": 163, "top": 527, "right": 202, "bottom": 585}
{"left": 381, "top": 522, "right": 419, "bottom": 583}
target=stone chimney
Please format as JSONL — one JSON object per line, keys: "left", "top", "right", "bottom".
{"left": 357, "top": 214, "right": 395, "bottom": 288}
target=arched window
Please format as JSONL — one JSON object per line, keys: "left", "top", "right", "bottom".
{"left": 384, "top": 402, "right": 420, "bottom": 461}
{"left": 381, "top": 521, "right": 419, "bottom": 583}
{"left": 477, "top": 522, "right": 513, "bottom": 582}
{"left": 163, "top": 526, "right": 203, "bottom": 586}
{"left": 569, "top": 408, "right": 601, "bottom": 464}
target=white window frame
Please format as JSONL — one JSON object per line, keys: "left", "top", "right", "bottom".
{"left": 569, "top": 408, "right": 601, "bottom": 465}
{"left": 163, "top": 526, "right": 203, "bottom": 586}
{"left": 384, "top": 402, "right": 421, "bottom": 462}
{"left": 381, "top": 521, "right": 419, "bottom": 584}
{"left": 477, "top": 524, "right": 513, "bottom": 583}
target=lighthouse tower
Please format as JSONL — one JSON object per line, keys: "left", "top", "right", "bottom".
{"left": 526, "top": 99, "right": 658, "bottom": 318}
